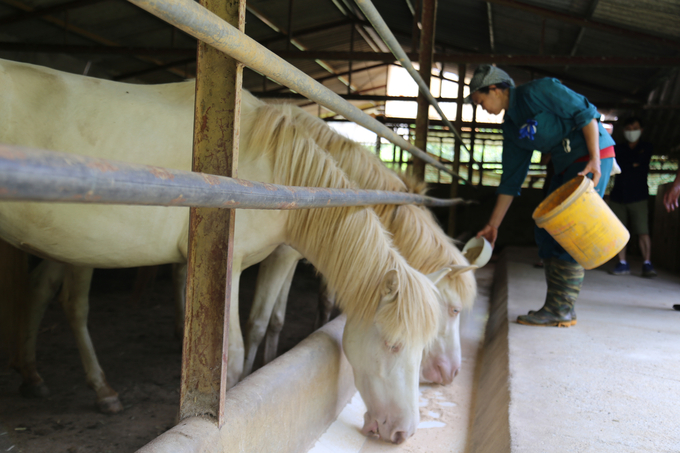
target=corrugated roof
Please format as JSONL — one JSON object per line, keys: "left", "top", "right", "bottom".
{"left": 0, "top": 0, "right": 679, "bottom": 155}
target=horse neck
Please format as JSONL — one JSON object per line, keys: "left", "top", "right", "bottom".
{"left": 283, "top": 106, "right": 476, "bottom": 309}
{"left": 242, "top": 103, "right": 438, "bottom": 346}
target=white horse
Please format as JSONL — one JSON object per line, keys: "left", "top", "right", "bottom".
{"left": 242, "top": 106, "right": 478, "bottom": 386}
{"left": 0, "top": 58, "right": 447, "bottom": 443}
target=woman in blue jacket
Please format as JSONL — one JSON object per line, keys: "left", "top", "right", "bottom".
{"left": 469, "top": 65, "right": 615, "bottom": 327}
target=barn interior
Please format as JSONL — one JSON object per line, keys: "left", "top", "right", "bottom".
{"left": 1, "top": 0, "right": 680, "bottom": 452}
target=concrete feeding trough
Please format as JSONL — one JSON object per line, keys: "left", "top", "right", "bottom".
{"left": 137, "top": 317, "right": 355, "bottom": 453}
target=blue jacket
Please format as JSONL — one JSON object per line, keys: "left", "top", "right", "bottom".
{"left": 498, "top": 78, "right": 615, "bottom": 196}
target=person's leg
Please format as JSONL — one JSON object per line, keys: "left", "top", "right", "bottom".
{"left": 639, "top": 234, "right": 651, "bottom": 262}
{"left": 628, "top": 199, "right": 656, "bottom": 277}
{"left": 521, "top": 158, "right": 613, "bottom": 327}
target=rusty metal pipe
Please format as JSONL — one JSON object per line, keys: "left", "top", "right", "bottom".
{"left": 354, "top": 0, "right": 470, "bottom": 158}
{"left": 124, "top": 0, "right": 458, "bottom": 178}
{"left": 0, "top": 144, "right": 470, "bottom": 208}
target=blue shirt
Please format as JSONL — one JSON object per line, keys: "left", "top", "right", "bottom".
{"left": 609, "top": 141, "right": 653, "bottom": 204}
{"left": 498, "top": 78, "right": 616, "bottom": 196}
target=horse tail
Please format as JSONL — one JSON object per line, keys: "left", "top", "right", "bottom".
{"left": 0, "top": 239, "right": 29, "bottom": 367}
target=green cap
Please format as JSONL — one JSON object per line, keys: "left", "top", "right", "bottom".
{"left": 464, "top": 65, "right": 514, "bottom": 104}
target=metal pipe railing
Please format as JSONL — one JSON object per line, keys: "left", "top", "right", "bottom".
{"left": 0, "top": 144, "right": 470, "bottom": 209}
{"left": 354, "top": 0, "right": 471, "bottom": 156}
{"left": 125, "top": 0, "right": 459, "bottom": 178}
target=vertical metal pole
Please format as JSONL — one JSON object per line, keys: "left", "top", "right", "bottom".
{"left": 410, "top": 0, "right": 422, "bottom": 51}
{"left": 286, "top": 0, "right": 294, "bottom": 51}
{"left": 448, "top": 62, "right": 465, "bottom": 237}
{"left": 180, "top": 0, "right": 245, "bottom": 427}
{"left": 470, "top": 104, "right": 477, "bottom": 184}
{"left": 348, "top": 23, "right": 354, "bottom": 95}
{"left": 413, "top": 0, "right": 437, "bottom": 180}
{"left": 479, "top": 138, "right": 485, "bottom": 187}
{"left": 438, "top": 136, "right": 443, "bottom": 183}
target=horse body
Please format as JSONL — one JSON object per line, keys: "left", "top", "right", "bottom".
{"left": 0, "top": 58, "right": 442, "bottom": 442}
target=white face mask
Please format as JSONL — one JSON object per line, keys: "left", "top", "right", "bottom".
{"left": 624, "top": 129, "right": 642, "bottom": 143}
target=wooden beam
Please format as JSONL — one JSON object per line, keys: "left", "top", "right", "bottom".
{"left": 181, "top": 0, "right": 244, "bottom": 428}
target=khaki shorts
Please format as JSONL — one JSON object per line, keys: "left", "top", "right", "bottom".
{"left": 609, "top": 199, "right": 649, "bottom": 235}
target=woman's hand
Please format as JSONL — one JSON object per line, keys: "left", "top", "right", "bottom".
{"left": 578, "top": 158, "right": 601, "bottom": 187}
{"left": 476, "top": 224, "right": 498, "bottom": 247}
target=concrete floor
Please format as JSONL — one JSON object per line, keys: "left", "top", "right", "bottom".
{"left": 501, "top": 247, "right": 680, "bottom": 452}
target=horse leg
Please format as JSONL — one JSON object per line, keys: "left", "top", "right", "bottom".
{"left": 18, "top": 259, "right": 65, "bottom": 398}
{"left": 6, "top": 252, "right": 64, "bottom": 399}
{"left": 172, "top": 263, "right": 187, "bottom": 339}
{"left": 226, "top": 266, "right": 244, "bottom": 388}
{"left": 315, "top": 277, "right": 336, "bottom": 330}
{"left": 262, "top": 259, "right": 298, "bottom": 365}
{"left": 59, "top": 266, "right": 123, "bottom": 414}
{"left": 243, "top": 246, "right": 300, "bottom": 377}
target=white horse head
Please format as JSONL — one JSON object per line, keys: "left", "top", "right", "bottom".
{"left": 342, "top": 269, "right": 443, "bottom": 444}
{"left": 420, "top": 265, "right": 477, "bottom": 385}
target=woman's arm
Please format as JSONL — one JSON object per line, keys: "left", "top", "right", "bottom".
{"left": 577, "top": 119, "right": 601, "bottom": 186}
{"left": 476, "top": 194, "right": 514, "bottom": 247}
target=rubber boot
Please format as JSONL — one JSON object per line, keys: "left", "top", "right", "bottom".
{"left": 518, "top": 258, "right": 584, "bottom": 327}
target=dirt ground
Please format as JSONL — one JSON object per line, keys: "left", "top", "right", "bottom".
{"left": 0, "top": 261, "right": 322, "bottom": 453}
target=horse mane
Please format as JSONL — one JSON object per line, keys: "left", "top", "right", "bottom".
{"left": 282, "top": 106, "right": 477, "bottom": 310}
{"left": 287, "top": 106, "right": 407, "bottom": 193}
{"left": 388, "top": 204, "right": 477, "bottom": 310}
{"left": 240, "top": 101, "right": 439, "bottom": 347}
{"left": 398, "top": 171, "right": 430, "bottom": 196}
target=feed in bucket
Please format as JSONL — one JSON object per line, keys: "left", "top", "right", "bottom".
{"left": 462, "top": 236, "right": 492, "bottom": 268}
{"left": 532, "top": 175, "right": 629, "bottom": 270}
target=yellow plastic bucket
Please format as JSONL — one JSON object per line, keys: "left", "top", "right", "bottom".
{"left": 532, "top": 175, "right": 629, "bottom": 270}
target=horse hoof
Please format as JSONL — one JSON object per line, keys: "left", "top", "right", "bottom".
{"left": 97, "top": 396, "right": 124, "bottom": 414}
{"left": 19, "top": 381, "right": 50, "bottom": 398}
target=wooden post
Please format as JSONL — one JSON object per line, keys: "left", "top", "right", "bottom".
{"left": 448, "top": 62, "right": 465, "bottom": 237}
{"left": 412, "top": 0, "right": 437, "bottom": 180}
{"left": 180, "top": 0, "right": 245, "bottom": 427}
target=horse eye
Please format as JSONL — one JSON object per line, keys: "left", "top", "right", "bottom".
{"left": 384, "top": 341, "right": 402, "bottom": 353}
{"left": 449, "top": 306, "right": 461, "bottom": 317}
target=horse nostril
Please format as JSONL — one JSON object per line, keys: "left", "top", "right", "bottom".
{"left": 392, "top": 431, "right": 407, "bottom": 444}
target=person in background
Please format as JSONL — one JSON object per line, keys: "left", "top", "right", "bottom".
{"left": 469, "top": 64, "right": 615, "bottom": 328}
{"left": 608, "top": 117, "right": 657, "bottom": 278}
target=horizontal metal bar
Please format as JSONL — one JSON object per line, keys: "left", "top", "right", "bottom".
{"left": 124, "top": 0, "right": 459, "bottom": 179}
{"left": 354, "top": 0, "right": 469, "bottom": 156}
{"left": 0, "top": 144, "right": 470, "bottom": 209}
{"left": 0, "top": 42, "right": 195, "bottom": 56}
{"left": 5, "top": 42, "right": 674, "bottom": 67}
{"left": 274, "top": 50, "right": 680, "bottom": 67}
{"left": 251, "top": 92, "right": 462, "bottom": 102}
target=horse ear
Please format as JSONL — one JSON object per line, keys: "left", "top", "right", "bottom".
{"left": 447, "top": 264, "right": 478, "bottom": 278}
{"left": 380, "top": 269, "right": 399, "bottom": 298}
{"left": 426, "top": 267, "right": 452, "bottom": 285}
